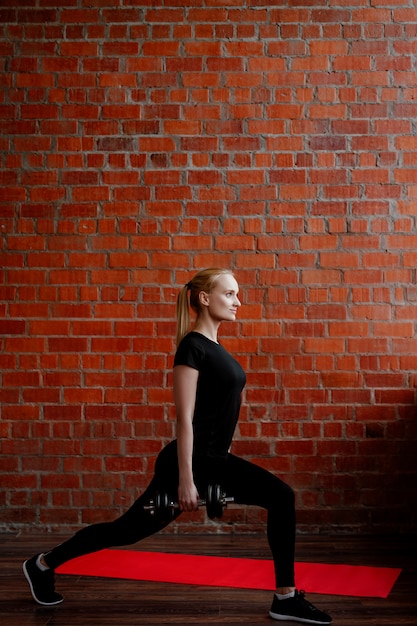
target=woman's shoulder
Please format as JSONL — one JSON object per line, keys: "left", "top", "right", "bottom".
{"left": 177, "top": 331, "right": 203, "bottom": 348}
{"left": 174, "top": 332, "right": 206, "bottom": 367}
{"left": 179, "top": 331, "right": 220, "bottom": 348}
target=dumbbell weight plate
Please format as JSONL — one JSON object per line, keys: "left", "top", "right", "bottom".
{"left": 206, "top": 483, "right": 223, "bottom": 519}
{"left": 154, "top": 491, "right": 175, "bottom": 523}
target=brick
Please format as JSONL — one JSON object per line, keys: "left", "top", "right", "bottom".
{"left": 315, "top": 11, "right": 351, "bottom": 26}
{"left": 164, "top": 120, "right": 201, "bottom": 135}
{"left": 1, "top": 319, "right": 26, "bottom": 335}
{"left": 20, "top": 104, "right": 59, "bottom": 119}
{"left": 309, "top": 136, "right": 347, "bottom": 152}
{"left": 17, "top": 9, "right": 57, "bottom": 23}
{"left": 188, "top": 8, "right": 227, "bottom": 22}
{"left": 182, "top": 72, "right": 220, "bottom": 88}
{"left": 184, "top": 41, "right": 221, "bottom": 56}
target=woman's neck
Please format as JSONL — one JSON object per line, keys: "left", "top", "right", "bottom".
{"left": 192, "top": 320, "right": 220, "bottom": 343}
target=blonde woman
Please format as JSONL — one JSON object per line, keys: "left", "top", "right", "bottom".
{"left": 23, "top": 268, "right": 331, "bottom": 624}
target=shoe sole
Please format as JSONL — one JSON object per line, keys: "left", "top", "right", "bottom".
{"left": 269, "top": 610, "right": 331, "bottom": 624}
{"left": 23, "top": 561, "right": 63, "bottom": 606}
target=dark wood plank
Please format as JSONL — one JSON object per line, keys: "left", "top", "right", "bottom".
{"left": 1, "top": 533, "right": 415, "bottom": 625}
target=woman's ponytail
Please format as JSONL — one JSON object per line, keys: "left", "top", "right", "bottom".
{"left": 175, "top": 284, "right": 191, "bottom": 347}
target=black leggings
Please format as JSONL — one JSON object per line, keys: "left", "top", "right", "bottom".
{"left": 44, "top": 441, "right": 296, "bottom": 587}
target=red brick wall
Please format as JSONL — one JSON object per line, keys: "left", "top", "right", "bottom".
{"left": 1, "top": 1, "right": 417, "bottom": 534}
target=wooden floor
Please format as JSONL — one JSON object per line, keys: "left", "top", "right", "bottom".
{"left": 1, "top": 531, "right": 416, "bottom": 625}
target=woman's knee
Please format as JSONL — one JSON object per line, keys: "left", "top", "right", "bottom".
{"left": 269, "top": 478, "right": 295, "bottom": 511}
{"left": 107, "top": 512, "right": 163, "bottom": 546}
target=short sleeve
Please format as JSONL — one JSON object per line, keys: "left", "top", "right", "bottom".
{"left": 173, "top": 333, "right": 205, "bottom": 371}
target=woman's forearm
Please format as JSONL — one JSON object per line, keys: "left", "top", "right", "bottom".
{"left": 176, "top": 417, "right": 194, "bottom": 485}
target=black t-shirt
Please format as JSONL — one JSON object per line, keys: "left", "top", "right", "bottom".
{"left": 173, "top": 331, "right": 246, "bottom": 460}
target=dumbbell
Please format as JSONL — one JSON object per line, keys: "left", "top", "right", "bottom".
{"left": 144, "top": 484, "right": 234, "bottom": 522}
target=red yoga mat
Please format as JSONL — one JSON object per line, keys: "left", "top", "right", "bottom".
{"left": 57, "top": 549, "right": 401, "bottom": 598}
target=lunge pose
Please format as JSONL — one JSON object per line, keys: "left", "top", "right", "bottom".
{"left": 24, "top": 268, "right": 332, "bottom": 624}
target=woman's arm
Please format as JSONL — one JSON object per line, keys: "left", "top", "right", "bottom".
{"left": 173, "top": 364, "right": 200, "bottom": 511}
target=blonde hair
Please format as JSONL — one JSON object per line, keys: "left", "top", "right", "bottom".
{"left": 175, "top": 268, "right": 234, "bottom": 346}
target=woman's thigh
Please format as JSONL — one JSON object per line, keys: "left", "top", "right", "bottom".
{"left": 221, "top": 453, "right": 294, "bottom": 510}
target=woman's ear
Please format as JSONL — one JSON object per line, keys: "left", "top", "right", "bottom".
{"left": 199, "top": 291, "right": 210, "bottom": 307}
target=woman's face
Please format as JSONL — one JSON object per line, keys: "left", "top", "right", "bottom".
{"left": 203, "top": 273, "right": 241, "bottom": 322}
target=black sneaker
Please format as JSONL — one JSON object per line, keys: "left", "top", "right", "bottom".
{"left": 269, "top": 590, "right": 332, "bottom": 624}
{"left": 23, "top": 555, "right": 63, "bottom": 606}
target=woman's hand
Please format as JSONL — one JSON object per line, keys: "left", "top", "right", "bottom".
{"left": 178, "top": 480, "right": 199, "bottom": 512}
